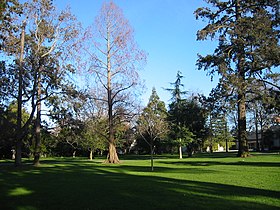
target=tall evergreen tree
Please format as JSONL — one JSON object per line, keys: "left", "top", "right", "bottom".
{"left": 167, "top": 71, "right": 194, "bottom": 158}
{"left": 195, "top": 0, "right": 280, "bottom": 157}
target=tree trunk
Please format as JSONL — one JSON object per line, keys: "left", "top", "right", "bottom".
{"left": 187, "top": 143, "right": 194, "bottom": 157}
{"left": 150, "top": 145, "right": 154, "bottom": 171}
{"left": 255, "top": 109, "right": 260, "bottom": 151}
{"left": 89, "top": 149, "right": 93, "bottom": 160}
{"left": 225, "top": 137, "right": 228, "bottom": 153}
{"left": 224, "top": 114, "right": 228, "bottom": 153}
{"left": 210, "top": 143, "right": 213, "bottom": 153}
{"left": 209, "top": 114, "right": 213, "bottom": 153}
{"left": 33, "top": 72, "right": 42, "bottom": 166}
{"left": 236, "top": 0, "right": 248, "bottom": 158}
{"left": 106, "top": 99, "right": 120, "bottom": 163}
{"left": 260, "top": 117, "right": 264, "bottom": 151}
{"left": 179, "top": 145, "right": 182, "bottom": 159}
{"left": 15, "top": 140, "right": 22, "bottom": 166}
{"left": 15, "top": 22, "right": 26, "bottom": 167}
{"left": 237, "top": 92, "right": 248, "bottom": 157}
{"left": 105, "top": 85, "right": 120, "bottom": 163}
{"left": 106, "top": 142, "right": 120, "bottom": 163}
{"left": 105, "top": 26, "right": 120, "bottom": 164}
{"left": 236, "top": 59, "right": 248, "bottom": 157}
{"left": 236, "top": 48, "right": 248, "bottom": 157}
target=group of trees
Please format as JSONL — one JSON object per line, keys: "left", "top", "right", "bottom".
{"left": 0, "top": 0, "right": 145, "bottom": 165}
{"left": 136, "top": 71, "right": 234, "bottom": 166}
{"left": 0, "top": 0, "right": 279, "bottom": 166}
{"left": 195, "top": 0, "right": 280, "bottom": 156}
{"left": 137, "top": 73, "right": 208, "bottom": 167}
{"left": 1, "top": 0, "right": 81, "bottom": 165}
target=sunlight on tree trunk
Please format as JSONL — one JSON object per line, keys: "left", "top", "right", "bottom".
{"left": 89, "top": 149, "right": 93, "bottom": 160}
{"left": 106, "top": 142, "right": 120, "bottom": 164}
{"left": 179, "top": 145, "right": 182, "bottom": 159}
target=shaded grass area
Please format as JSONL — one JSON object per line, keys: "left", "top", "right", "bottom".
{"left": 0, "top": 153, "right": 279, "bottom": 210}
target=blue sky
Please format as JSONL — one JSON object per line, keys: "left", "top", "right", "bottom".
{"left": 55, "top": 0, "right": 219, "bottom": 106}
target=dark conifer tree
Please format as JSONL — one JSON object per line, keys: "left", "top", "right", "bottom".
{"left": 195, "top": 0, "right": 280, "bottom": 157}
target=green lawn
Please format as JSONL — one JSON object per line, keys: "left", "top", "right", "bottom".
{"left": 0, "top": 152, "right": 279, "bottom": 210}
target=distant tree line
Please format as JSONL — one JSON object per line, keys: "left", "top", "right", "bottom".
{"left": 0, "top": 0, "right": 279, "bottom": 165}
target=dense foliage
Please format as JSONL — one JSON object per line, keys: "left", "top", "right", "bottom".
{"left": 0, "top": 0, "right": 279, "bottom": 163}
{"left": 195, "top": 0, "right": 280, "bottom": 156}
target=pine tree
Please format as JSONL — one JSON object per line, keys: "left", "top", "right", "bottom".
{"left": 195, "top": 0, "right": 280, "bottom": 157}
{"left": 166, "top": 71, "right": 194, "bottom": 158}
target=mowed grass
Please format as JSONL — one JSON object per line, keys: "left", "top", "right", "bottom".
{"left": 0, "top": 152, "right": 279, "bottom": 210}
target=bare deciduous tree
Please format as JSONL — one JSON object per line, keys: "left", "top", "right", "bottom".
{"left": 82, "top": 1, "right": 146, "bottom": 163}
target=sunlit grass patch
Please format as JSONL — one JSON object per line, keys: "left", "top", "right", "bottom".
{"left": 0, "top": 152, "right": 279, "bottom": 210}
{"left": 9, "top": 187, "right": 33, "bottom": 196}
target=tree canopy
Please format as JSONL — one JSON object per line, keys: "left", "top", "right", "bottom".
{"left": 195, "top": 0, "right": 280, "bottom": 157}
{"left": 0, "top": 0, "right": 279, "bottom": 164}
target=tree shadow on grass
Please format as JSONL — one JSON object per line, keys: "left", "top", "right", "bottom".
{"left": 0, "top": 160, "right": 279, "bottom": 210}
{"left": 119, "top": 154, "right": 177, "bottom": 160}
{"left": 159, "top": 160, "right": 280, "bottom": 168}
{"left": 192, "top": 152, "right": 238, "bottom": 159}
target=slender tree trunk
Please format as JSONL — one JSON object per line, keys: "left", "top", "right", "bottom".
{"left": 33, "top": 72, "right": 41, "bottom": 166}
{"left": 210, "top": 143, "right": 213, "bottom": 153}
{"left": 179, "top": 138, "right": 183, "bottom": 159}
{"left": 260, "top": 116, "right": 264, "bottom": 151}
{"left": 255, "top": 109, "right": 259, "bottom": 151}
{"left": 225, "top": 136, "right": 228, "bottom": 152}
{"left": 15, "top": 140, "right": 22, "bottom": 166}
{"left": 179, "top": 139, "right": 183, "bottom": 159}
{"left": 226, "top": 138, "right": 228, "bottom": 153}
{"left": 150, "top": 144, "right": 154, "bottom": 171}
{"left": 105, "top": 26, "right": 119, "bottom": 164}
{"left": 179, "top": 145, "right": 182, "bottom": 159}
{"left": 224, "top": 115, "right": 228, "bottom": 153}
{"left": 236, "top": 0, "right": 248, "bottom": 158}
{"left": 89, "top": 149, "right": 93, "bottom": 160}
{"left": 209, "top": 114, "right": 213, "bottom": 153}
{"left": 187, "top": 145, "right": 193, "bottom": 157}
{"left": 15, "top": 22, "right": 26, "bottom": 166}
